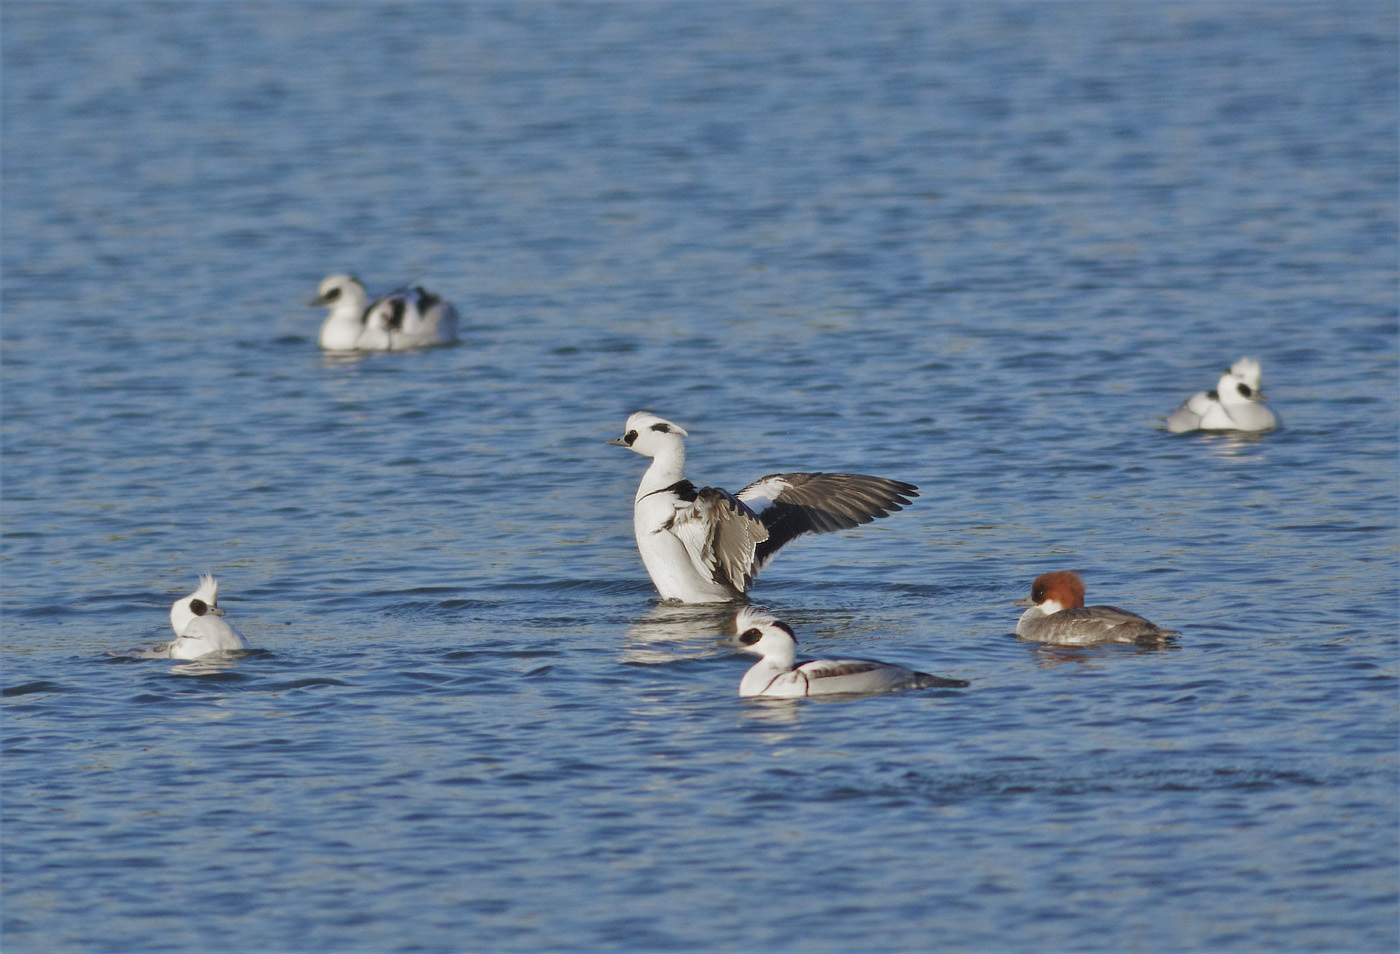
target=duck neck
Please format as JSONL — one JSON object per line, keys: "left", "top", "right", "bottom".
{"left": 637, "top": 444, "right": 686, "bottom": 499}
{"left": 764, "top": 644, "right": 796, "bottom": 671}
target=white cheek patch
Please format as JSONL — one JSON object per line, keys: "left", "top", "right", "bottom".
{"left": 1039, "top": 598, "right": 1065, "bottom": 615}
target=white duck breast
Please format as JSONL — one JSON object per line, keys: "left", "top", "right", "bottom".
{"left": 158, "top": 574, "right": 250, "bottom": 660}
{"left": 1014, "top": 570, "right": 1176, "bottom": 646}
{"left": 310, "top": 273, "right": 371, "bottom": 351}
{"left": 1166, "top": 356, "right": 1278, "bottom": 433}
{"left": 722, "top": 607, "right": 968, "bottom": 698}
{"left": 608, "top": 412, "right": 918, "bottom": 603}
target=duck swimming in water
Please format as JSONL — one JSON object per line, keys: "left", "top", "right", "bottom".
{"left": 608, "top": 412, "right": 917, "bottom": 603}
{"left": 719, "top": 607, "right": 968, "bottom": 698}
{"left": 310, "top": 274, "right": 459, "bottom": 352}
{"left": 1165, "top": 357, "right": 1278, "bottom": 433}
{"left": 1014, "top": 570, "right": 1176, "bottom": 646}
{"left": 153, "top": 574, "right": 250, "bottom": 660}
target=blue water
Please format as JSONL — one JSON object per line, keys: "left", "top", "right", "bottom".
{"left": 3, "top": 3, "right": 1397, "bottom": 951}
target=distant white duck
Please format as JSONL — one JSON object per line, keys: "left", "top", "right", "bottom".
{"left": 719, "top": 607, "right": 968, "bottom": 698}
{"left": 309, "top": 274, "right": 372, "bottom": 351}
{"left": 155, "top": 574, "right": 250, "bottom": 660}
{"left": 310, "top": 274, "right": 459, "bottom": 352}
{"left": 607, "top": 411, "right": 918, "bottom": 603}
{"left": 1014, "top": 570, "right": 1176, "bottom": 646}
{"left": 1165, "top": 357, "right": 1278, "bottom": 433}
{"left": 357, "top": 286, "right": 459, "bottom": 351}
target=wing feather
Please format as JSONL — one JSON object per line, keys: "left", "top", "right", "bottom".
{"left": 1067, "top": 604, "right": 1178, "bottom": 641}
{"left": 667, "top": 487, "right": 770, "bottom": 594}
{"left": 800, "top": 659, "right": 889, "bottom": 679}
{"left": 797, "top": 657, "right": 969, "bottom": 690}
{"left": 736, "top": 472, "right": 918, "bottom": 571}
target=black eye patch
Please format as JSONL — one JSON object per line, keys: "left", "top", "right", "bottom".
{"left": 624, "top": 430, "right": 638, "bottom": 445}
{"left": 1237, "top": 383, "right": 1253, "bottom": 398}
{"left": 189, "top": 599, "right": 209, "bottom": 616}
{"left": 739, "top": 628, "right": 762, "bottom": 645}
{"left": 324, "top": 288, "right": 340, "bottom": 301}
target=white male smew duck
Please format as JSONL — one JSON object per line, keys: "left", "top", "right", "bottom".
{"left": 719, "top": 607, "right": 968, "bottom": 698}
{"left": 608, "top": 412, "right": 918, "bottom": 603}
{"left": 153, "top": 574, "right": 250, "bottom": 660}
{"left": 309, "top": 274, "right": 459, "bottom": 352}
{"left": 1165, "top": 356, "right": 1278, "bottom": 433}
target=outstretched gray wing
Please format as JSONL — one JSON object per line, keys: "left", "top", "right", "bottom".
{"left": 736, "top": 472, "right": 918, "bottom": 572}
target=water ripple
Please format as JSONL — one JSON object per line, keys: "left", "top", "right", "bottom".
{"left": 1, "top": 4, "right": 1394, "bottom": 953}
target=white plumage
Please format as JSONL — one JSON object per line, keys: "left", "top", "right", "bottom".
{"left": 720, "top": 607, "right": 968, "bottom": 698}
{"left": 1165, "top": 357, "right": 1278, "bottom": 433}
{"left": 607, "top": 412, "right": 918, "bottom": 603}
{"left": 358, "top": 286, "right": 459, "bottom": 351}
{"left": 310, "top": 274, "right": 372, "bottom": 351}
{"left": 309, "top": 274, "right": 459, "bottom": 352}
{"left": 153, "top": 574, "right": 250, "bottom": 660}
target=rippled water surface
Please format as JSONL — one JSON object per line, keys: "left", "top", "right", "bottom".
{"left": 3, "top": 3, "right": 1397, "bottom": 952}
